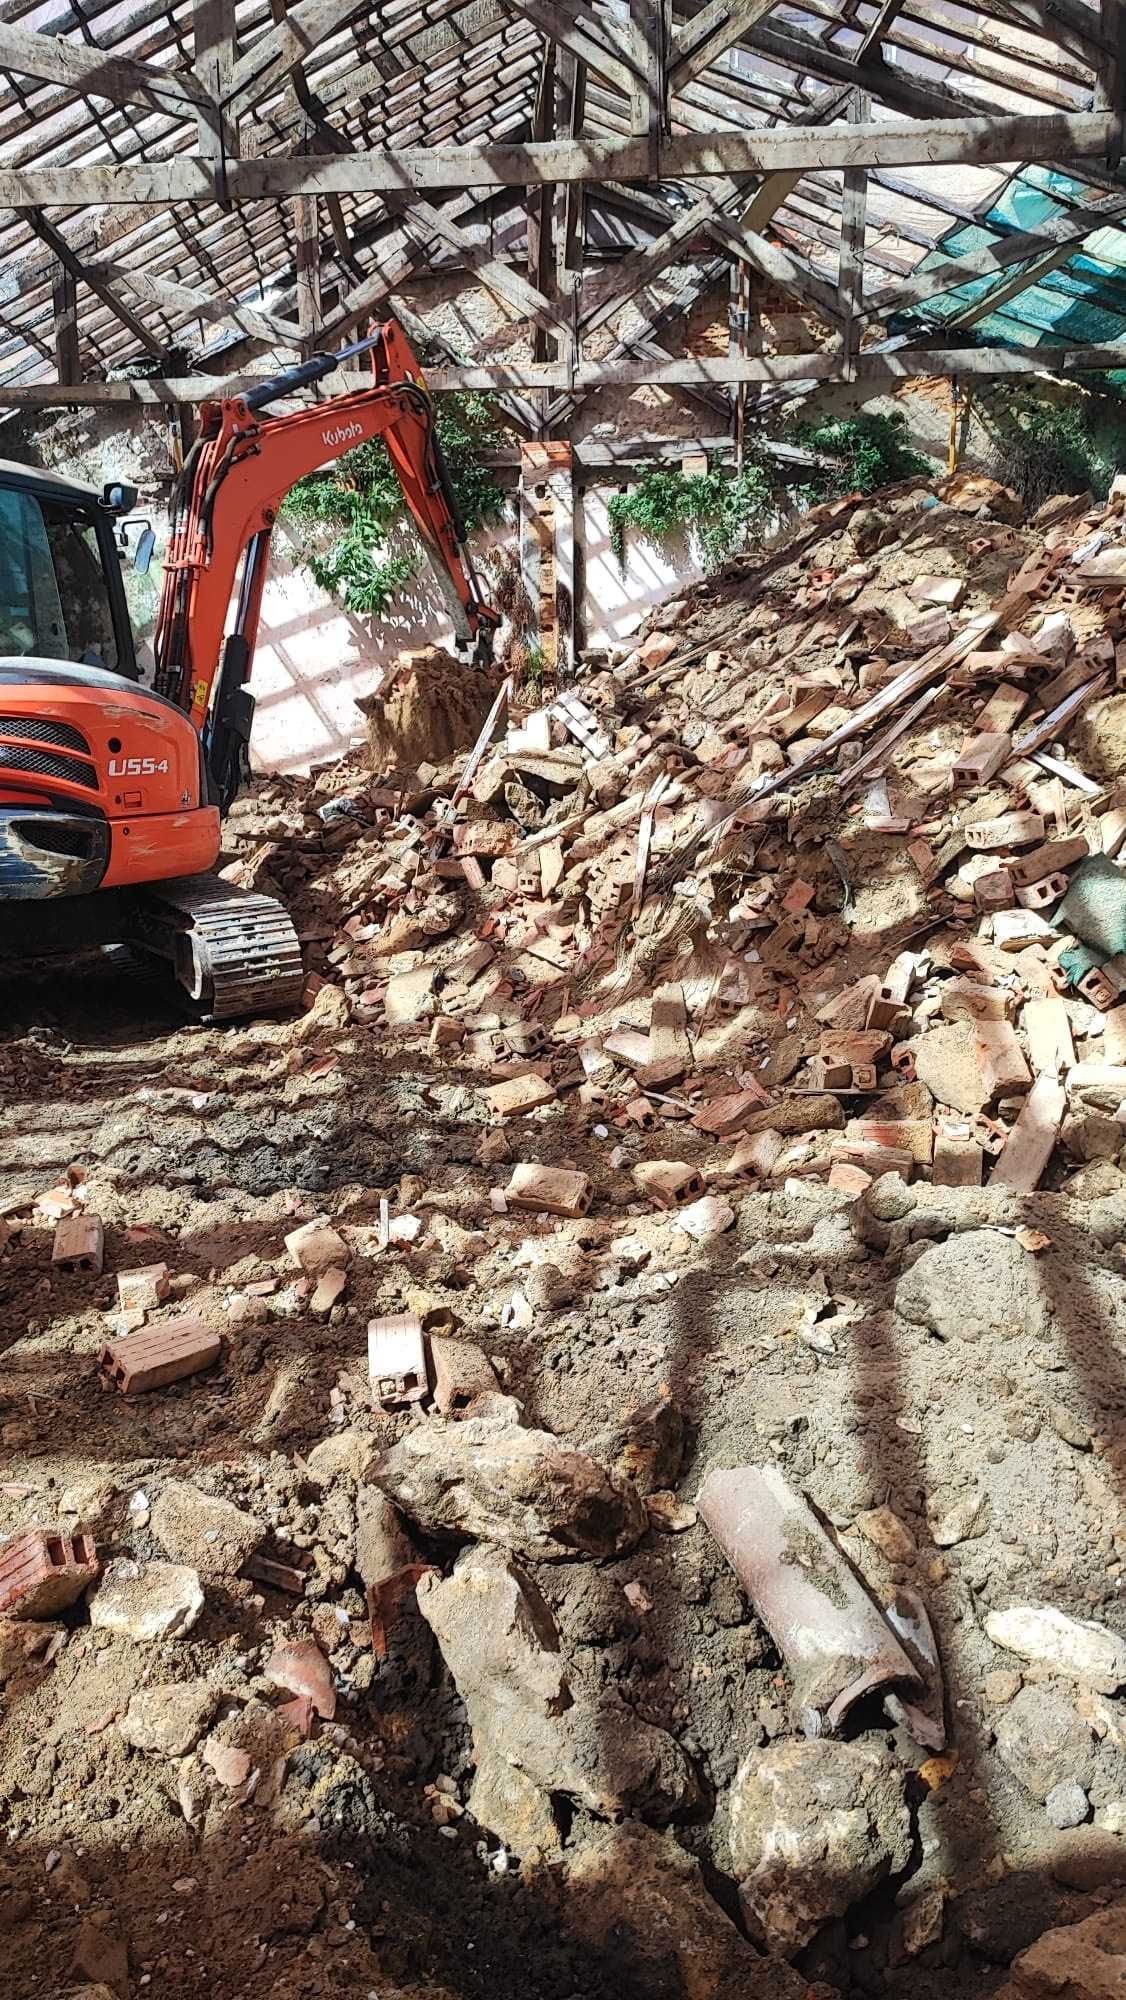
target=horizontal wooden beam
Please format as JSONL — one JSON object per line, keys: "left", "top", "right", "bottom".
{"left": 0, "top": 110, "right": 1116, "bottom": 204}
{"left": 6, "top": 341, "right": 1126, "bottom": 405}
{"left": 0, "top": 19, "right": 213, "bottom": 112}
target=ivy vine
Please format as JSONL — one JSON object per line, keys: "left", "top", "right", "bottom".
{"left": 788, "top": 410, "right": 931, "bottom": 501}
{"left": 607, "top": 461, "right": 775, "bottom": 571}
{"left": 283, "top": 391, "right": 509, "bottom": 617}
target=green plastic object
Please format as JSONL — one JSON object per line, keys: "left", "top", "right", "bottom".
{"left": 1059, "top": 941, "right": 1105, "bottom": 989}
{"left": 1054, "top": 855, "right": 1126, "bottom": 961}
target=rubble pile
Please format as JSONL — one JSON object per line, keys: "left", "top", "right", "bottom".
{"left": 6, "top": 469, "right": 1126, "bottom": 1998}
{"left": 229, "top": 468, "right": 1126, "bottom": 1204}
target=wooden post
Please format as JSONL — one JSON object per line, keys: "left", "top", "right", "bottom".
{"left": 295, "top": 191, "right": 322, "bottom": 357}
{"left": 52, "top": 260, "right": 79, "bottom": 384}
{"left": 548, "top": 444, "right": 576, "bottom": 676}
{"left": 838, "top": 96, "right": 869, "bottom": 382}
{"left": 193, "top": 0, "right": 238, "bottom": 199}
{"left": 527, "top": 47, "right": 556, "bottom": 375}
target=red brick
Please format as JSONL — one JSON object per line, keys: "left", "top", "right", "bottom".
{"left": 505, "top": 1164, "right": 593, "bottom": 1217}
{"left": 1016, "top": 872, "right": 1068, "bottom": 910}
{"left": 98, "top": 1316, "right": 221, "bottom": 1393}
{"left": 52, "top": 1214, "right": 105, "bottom": 1275}
{"left": 953, "top": 732, "right": 1012, "bottom": 787}
{"left": 830, "top": 1139, "right": 913, "bottom": 1181}
{"left": 691, "top": 1086, "right": 771, "bottom": 1137}
{"left": 632, "top": 1160, "right": 706, "bottom": 1208}
{"left": 0, "top": 1526, "right": 100, "bottom": 1618}
{"left": 845, "top": 1117, "right": 933, "bottom": 1165}
{"left": 828, "top": 1161, "right": 873, "bottom": 1195}
{"left": 116, "top": 1263, "right": 170, "bottom": 1313}
{"left": 965, "top": 810, "right": 1045, "bottom": 852}
{"left": 485, "top": 1073, "right": 558, "bottom": 1119}
{"left": 1010, "top": 836, "right": 1089, "bottom": 886}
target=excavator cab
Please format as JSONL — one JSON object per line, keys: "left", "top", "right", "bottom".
{"left": 0, "top": 464, "right": 137, "bottom": 683}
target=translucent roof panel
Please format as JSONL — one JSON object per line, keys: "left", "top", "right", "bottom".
{"left": 895, "top": 167, "right": 1126, "bottom": 352}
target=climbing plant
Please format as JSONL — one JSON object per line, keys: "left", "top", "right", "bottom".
{"left": 978, "top": 386, "right": 1118, "bottom": 511}
{"left": 789, "top": 410, "right": 932, "bottom": 500}
{"left": 283, "top": 391, "right": 509, "bottom": 617}
{"left": 607, "top": 460, "right": 775, "bottom": 570}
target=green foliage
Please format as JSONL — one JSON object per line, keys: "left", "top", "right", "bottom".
{"left": 607, "top": 460, "right": 774, "bottom": 570}
{"left": 283, "top": 392, "right": 508, "bottom": 618}
{"left": 790, "top": 410, "right": 931, "bottom": 500}
{"left": 980, "top": 388, "right": 1118, "bottom": 510}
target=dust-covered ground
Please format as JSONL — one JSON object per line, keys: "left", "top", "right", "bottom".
{"left": 6, "top": 475, "right": 1126, "bottom": 2000}
{"left": 4, "top": 952, "right": 1126, "bottom": 2000}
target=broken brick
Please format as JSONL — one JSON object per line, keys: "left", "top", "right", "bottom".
{"left": 485, "top": 1073, "right": 558, "bottom": 1120}
{"left": 117, "top": 1263, "right": 170, "bottom": 1313}
{"left": 973, "top": 868, "right": 1015, "bottom": 914}
{"left": 368, "top": 1314, "right": 428, "bottom": 1410}
{"left": 99, "top": 1317, "right": 221, "bottom": 1394}
{"left": 691, "top": 1087, "right": 771, "bottom": 1137}
{"left": 939, "top": 977, "right": 1014, "bottom": 1025}
{"left": 429, "top": 1336, "right": 500, "bottom": 1416}
{"left": 284, "top": 1220, "right": 349, "bottom": 1274}
{"left": 0, "top": 1526, "right": 100, "bottom": 1619}
{"left": 632, "top": 1160, "right": 706, "bottom": 1208}
{"left": 505, "top": 1164, "right": 593, "bottom": 1217}
{"left": 989, "top": 1075, "right": 1066, "bottom": 1193}
{"left": 953, "top": 733, "right": 1012, "bottom": 787}
{"left": 932, "top": 1133, "right": 983, "bottom": 1187}
{"left": 52, "top": 1214, "right": 105, "bottom": 1275}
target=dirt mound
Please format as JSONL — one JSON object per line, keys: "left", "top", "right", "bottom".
{"left": 356, "top": 646, "right": 500, "bottom": 772}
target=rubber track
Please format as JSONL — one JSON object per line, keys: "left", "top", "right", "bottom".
{"left": 146, "top": 874, "right": 304, "bottom": 1020}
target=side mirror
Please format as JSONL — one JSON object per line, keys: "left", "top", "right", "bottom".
{"left": 133, "top": 526, "right": 156, "bottom": 576}
{"left": 103, "top": 480, "right": 138, "bottom": 516}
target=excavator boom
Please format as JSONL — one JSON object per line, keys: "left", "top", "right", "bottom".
{"left": 154, "top": 319, "right": 499, "bottom": 809}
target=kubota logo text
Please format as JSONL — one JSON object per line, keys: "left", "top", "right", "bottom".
{"left": 322, "top": 421, "right": 364, "bottom": 448}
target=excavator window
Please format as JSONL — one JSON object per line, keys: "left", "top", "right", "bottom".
{"left": 0, "top": 486, "right": 119, "bottom": 674}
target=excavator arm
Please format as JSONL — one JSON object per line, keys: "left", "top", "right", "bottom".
{"left": 152, "top": 319, "right": 500, "bottom": 810}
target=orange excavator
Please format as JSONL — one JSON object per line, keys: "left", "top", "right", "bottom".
{"left": 0, "top": 319, "right": 499, "bottom": 1017}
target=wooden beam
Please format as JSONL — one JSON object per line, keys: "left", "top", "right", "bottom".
{"left": 193, "top": 0, "right": 238, "bottom": 192}
{"left": 709, "top": 205, "right": 845, "bottom": 330}
{"left": 528, "top": 44, "right": 556, "bottom": 369}
{"left": 294, "top": 193, "right": 321, "bottom": 355}
{"left": 24, "top": 210, "right": 167, "bottom": 363}
{"left": 499, "top": 0, "right": 645, "bottom": 102}
{"left": 630, "top": 0, "right": 668, "bottom": 144}
{"left": 670, "top": 0, "right": 780, "bottom": 87}
{"left": 855, "top": 0, "right": 908, "bottom": 61}
{"left": 865, "top": 189, "right": 1126, "bottom": 321}
{"left": 86, "top": 262, "right": 299, "bottom": 349}
{"left": 837, "top": 100, "right": 868, "bottom": 377}
{"left": 10, "top": 343, "right": 1126, "bottom": 407}
{"left": 224, "top": 0, "right": 363, "bottom": 110}
{"left": 0, "top": 19, "right": 213, "bottom": 113}
{"left": 52, "top": 260, "right": 79, "bottom": 385}
{"left": 402, "top": 198, "right": 569, "bottom": 338}
{"left": 0, "top": 109, "right": 1113, "bottom": 206}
